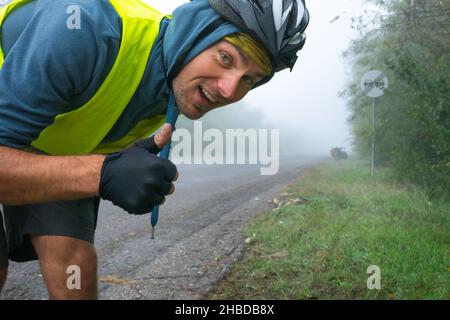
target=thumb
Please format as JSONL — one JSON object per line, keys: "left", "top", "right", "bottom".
{"left": 154, "top": 123, "right": 173, "bottom": 149}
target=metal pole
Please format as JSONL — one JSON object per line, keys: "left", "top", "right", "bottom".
{"left": 371, "top": 97, "right": 376, "bottom": 177}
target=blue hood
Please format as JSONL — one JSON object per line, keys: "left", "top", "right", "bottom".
{"left": 162, "top": 0, "right": 240, "bottom": 83}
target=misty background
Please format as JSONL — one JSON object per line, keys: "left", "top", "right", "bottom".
{"left": 146, "top": 0, "right": 365, "bottom": 158}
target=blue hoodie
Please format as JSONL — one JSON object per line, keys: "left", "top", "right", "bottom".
{"left": 0, "top": 0, "right": 239, "bottom": 150}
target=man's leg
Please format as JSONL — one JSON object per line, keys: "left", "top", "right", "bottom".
{"left": 0, "top": 267, "right": 7, "bottom": 292}
{"left": 31, "top": 235, "right": 97, "bottom": 300}
{"left": 0, "top": 206, "right": 8, "bottom": 293}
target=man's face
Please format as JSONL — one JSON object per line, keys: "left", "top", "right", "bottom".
{"left": 172, "top": 40, "right": 267, "bottom": 120}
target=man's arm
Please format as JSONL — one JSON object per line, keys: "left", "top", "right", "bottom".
{"left": 0, "top": 146, "right": 105, "bottom": 205}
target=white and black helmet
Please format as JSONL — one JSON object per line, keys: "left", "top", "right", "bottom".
{"left": 209, "top": 0, "right": 310, "bottom": 73}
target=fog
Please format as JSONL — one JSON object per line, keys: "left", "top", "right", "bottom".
{"left": 146, "top": 0, "right": 365, "bottom": 157}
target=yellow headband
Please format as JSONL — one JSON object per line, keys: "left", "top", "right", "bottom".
{"left": 224, "top": 33, "right": 272, "bottom": 77}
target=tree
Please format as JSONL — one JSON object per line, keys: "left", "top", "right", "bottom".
{"left": 343, "top": 0, "right": 450, "bottom": 195}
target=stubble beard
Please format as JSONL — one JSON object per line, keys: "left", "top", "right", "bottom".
{"left": 172, "top": 82, "right": 203, "bottom": 120}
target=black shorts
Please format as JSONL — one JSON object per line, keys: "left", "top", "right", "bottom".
{"left": 0, "top": 197, "right": 100, "bottom": 268}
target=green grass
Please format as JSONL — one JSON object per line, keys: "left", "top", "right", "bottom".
{"left": 210, "top": 159, "right": 450, "bottom": 300}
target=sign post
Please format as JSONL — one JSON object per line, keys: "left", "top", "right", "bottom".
{"left": 361, "top": 70, "right": 388, "bottom": 177}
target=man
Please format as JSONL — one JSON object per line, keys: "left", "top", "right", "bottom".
{"left": 0, "top": 0, "right": 309, "bottom": 299}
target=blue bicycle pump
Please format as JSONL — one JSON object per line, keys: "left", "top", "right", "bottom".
{"left": 151, "top": 93, "right": 180, "bottom": 239}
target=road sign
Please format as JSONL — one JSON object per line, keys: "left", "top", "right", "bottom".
{"left": 360, "top": 70, "right": 389, "bottom": 177}
{"left": 361, "top": 70, "right": 388, "bottom": 98}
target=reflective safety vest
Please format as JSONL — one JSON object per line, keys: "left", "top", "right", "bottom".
{"left": 0, "top": 0, "right": 168, "bottom": 155}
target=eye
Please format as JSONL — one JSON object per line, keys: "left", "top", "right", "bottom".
{"left": 219, "top": 51, "right": 233, "bottom": 66}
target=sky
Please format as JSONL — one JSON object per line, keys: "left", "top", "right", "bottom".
{"left": 145, "top": 0, "right": 366, "bottom": 154}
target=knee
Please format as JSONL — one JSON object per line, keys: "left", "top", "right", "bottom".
{"left": 55, "top": 246, "right": 98, "bottom": 299}
{"left": 31, "top": 236, "right": 98, "bottom": 299}
{"left": 65, "top": 246, "right": 97, "bottom": 295}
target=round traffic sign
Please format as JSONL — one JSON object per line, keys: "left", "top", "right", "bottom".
{"left": 361, "top": 70, "right": 388, "bottom": 98}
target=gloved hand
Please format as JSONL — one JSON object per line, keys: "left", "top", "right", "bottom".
{"left": 99, "top": 124, "right": 178, "bottom": 215}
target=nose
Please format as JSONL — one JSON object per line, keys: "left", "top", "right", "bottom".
{"left": 217, "top": 72, "right": 241, "bottom": 102}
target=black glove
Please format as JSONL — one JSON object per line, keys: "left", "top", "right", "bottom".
{"left": 99, "top": 136, "right": 177, "bottom": 215}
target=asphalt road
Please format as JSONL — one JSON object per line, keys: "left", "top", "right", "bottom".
{"left": 1, "top": 154, "right": 324, "bottom": 300}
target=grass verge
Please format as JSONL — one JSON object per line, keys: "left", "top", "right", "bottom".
{"left": 210, "top": 159, "right": 449, "bottom": 299}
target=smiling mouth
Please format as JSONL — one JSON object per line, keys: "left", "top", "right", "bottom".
{"left": 199, "top": 85, "right": 217, "bottom": 104}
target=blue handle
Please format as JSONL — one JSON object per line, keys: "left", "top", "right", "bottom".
{"left": 151, "top": 93, "right": 180, "bottom": 238}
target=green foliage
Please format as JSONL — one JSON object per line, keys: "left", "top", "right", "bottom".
{"left": 343, "top": 0, "right": 450, "bottom": 195}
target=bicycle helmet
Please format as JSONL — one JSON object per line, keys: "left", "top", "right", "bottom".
{"left": 208, "top": 0, "right": 310, "bottom": 73}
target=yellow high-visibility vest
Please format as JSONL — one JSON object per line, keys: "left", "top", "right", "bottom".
{"left": 0, "top": 0, "right": 168, "bottom": 155}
